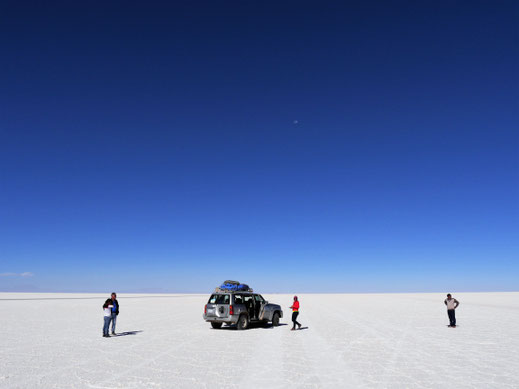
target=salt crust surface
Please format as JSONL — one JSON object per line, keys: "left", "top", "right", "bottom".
{"left": 1, "top": 292, "right": 518, "bottom": 388}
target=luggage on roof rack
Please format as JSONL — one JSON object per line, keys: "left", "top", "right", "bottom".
{"left": 214, "top": 286, "right": 254, "bottom": 293}
{"left": 215, "top": 280, "right": 253, "bottom": 293}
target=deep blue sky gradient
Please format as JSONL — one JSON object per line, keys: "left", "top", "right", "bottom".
{"left": 1, "top": 1, "right": 517, "bottom": 293}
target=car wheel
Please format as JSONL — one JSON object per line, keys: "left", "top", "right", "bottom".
{"left": 237, "top": 315, "right": 249, "bottom": 330}
{"left": 272, "top": 312, "right": 280, "bottom": 327}
{"left": 211, "top": 322, "right": 223, "bottom": 329}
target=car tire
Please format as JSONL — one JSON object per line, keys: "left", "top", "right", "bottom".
{"left": 211, "top": 322, "right": 223, "bottom": 329}
{"left": 237, "top": 314, "right": 249, "bottom": 330}
{"left": 272, "top": 312, "right": 280, "bottom": 327}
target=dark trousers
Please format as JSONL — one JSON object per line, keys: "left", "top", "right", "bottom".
{"left": 292, "top": 311, "right": 301, "bottom": 329}
{"left": 447, "top": 309, "right": 456, "bottom": 326}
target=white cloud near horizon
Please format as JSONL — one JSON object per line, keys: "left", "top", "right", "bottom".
{"left": 0, "top": 272, "right": 34, "bottom": 277}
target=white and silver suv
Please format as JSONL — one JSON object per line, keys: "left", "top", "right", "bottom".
{"left": 203, "top": 291, "right": 283, "bottom": 330}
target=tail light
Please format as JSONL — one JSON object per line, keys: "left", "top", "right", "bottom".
{"left": 204, "top": 304, "right": 207, "bottom": 314}
{"left": 229, "top": 305, "right": 234, "bottom": 315}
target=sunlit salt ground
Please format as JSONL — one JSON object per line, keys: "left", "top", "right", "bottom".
{"left": 0, "top": 292, "right": 518, "bottom": 389}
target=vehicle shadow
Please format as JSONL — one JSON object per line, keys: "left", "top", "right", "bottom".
{"left": 215, "top": 323, "right": 288, "bottom": 331}
{"left": 112, "top": 330, "right": 143, "bottom": 336}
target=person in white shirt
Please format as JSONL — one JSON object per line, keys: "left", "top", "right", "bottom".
{"left": 102, "top": 298, "right": 114, "bottom": 337}
{"left": 444, "top": 293, "right": 460, "bottom": 327}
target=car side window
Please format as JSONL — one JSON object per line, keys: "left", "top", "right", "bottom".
{"left": 234, "top": 294, "right": 243, "bottom": 304}
{"left": 254, "top": 294, "right": 265, "bottom": 303}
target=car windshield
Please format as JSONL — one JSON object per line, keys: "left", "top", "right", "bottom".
{"left": 208, "top": 294, "right": 230, "bottom": 304}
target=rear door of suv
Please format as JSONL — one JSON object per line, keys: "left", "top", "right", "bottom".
{"left": 206, "top": 294, "right": 231, "bottom": 319}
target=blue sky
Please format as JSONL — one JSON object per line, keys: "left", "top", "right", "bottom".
{"left": 1, "top": 1, "right": 517, "bottom": 293}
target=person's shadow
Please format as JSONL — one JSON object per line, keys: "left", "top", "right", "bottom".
{"left": 112, "top": 330, "right": 143, "bottom": 337}
{"left": 261, "top": 323, "right": 288, "bottom": 330}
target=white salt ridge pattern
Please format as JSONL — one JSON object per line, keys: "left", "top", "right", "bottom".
{"left": 0, "top": 292, "right": 518, "bottom": 388}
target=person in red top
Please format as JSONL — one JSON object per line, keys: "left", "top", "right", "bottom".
{"left": 290, "top": 296, "right": 302, "bottom": 330}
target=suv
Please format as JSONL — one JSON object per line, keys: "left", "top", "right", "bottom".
{"left": 203, "top": 291, "right": 283, "bottom": 330}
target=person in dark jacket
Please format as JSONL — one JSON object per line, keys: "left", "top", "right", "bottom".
{"left": 102, "top": 293, "right": 120, "bottom": 336}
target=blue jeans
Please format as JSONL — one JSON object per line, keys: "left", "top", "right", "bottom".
{"left": 103, "top": 316, "right": 111, "bottom": 336}
{"left": 111, "top": 312, "right": 117, "bottom": 333}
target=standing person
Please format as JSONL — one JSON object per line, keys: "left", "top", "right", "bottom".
{"left": 290, "top": 296, "right": 302, "bottom": 330}
{"left": 109, "top": 292, "right": 119, "bottom": 335}
{"left": 102, "top": 298, "right": 113, "bottom": 337}
{"left": 444, "top": 293, "right": 460, "bottom": 327}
